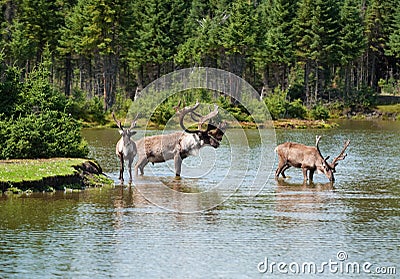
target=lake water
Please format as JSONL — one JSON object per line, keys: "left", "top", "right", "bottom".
{"left": 0, "top": 120, "right": 399, "bottom": 278}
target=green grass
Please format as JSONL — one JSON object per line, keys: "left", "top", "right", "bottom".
{"left": 0, "top": 158, "right": 88, "bottom": 183}
{"left": 377, "top": 104, "right": 400, "bottom": 114}
{"left": 376, "top": 104, "right": 400, "bottom": 120}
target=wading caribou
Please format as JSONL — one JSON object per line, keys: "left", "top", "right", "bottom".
{"left": 275, "top": 136, "right": 350, "bottom": 183}
{"left": 113, "top": 112, "right": 139, "bottom": 184}
{"left": 134, "top": 101, "right": 227, "bottom": 177}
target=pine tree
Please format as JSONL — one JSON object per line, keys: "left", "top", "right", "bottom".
{"left": 127, "top": 0, "right": 188, "bottom": 91}
{"left": 1, "top": 0, "right": 67, "bottom": 69}
{"left": 220, "top": 0, "right": 256, "bottom": 76}
{"left": 387, "top": 4, "right": 400, "bottom": 58}
{"left": 363, "top": 0, "right": 390, "bottom": 88}
{"left": 59, "top": 0, "right": 125, "bottom": 109}
{"left": 294, "top": 0, "right": 341, "bottom": 105}
{"left": 254, "top": 0, "right": 294, "bottom": 94}
{"left": 339, "top": 0, "right": 366, "bottom": 94}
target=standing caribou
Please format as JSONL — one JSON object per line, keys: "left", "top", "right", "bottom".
{"left": 112, "top": 112, "right": 139, "bottom": 184}
{"left": 134, "top": 101, "right": 227, "bottom": 177}
{"left": 275, "top": 136, "right": 350, "bottom": 183}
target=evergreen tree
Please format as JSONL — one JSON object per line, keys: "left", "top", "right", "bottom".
{"left": 254, "top": 0, "right": 294, "bottom": 94}
{"left": 294, "top": 0, "right": 341, "bottom": 105}
{"left": 339, "top": 0, "right": 366, "bottom": 94}
{"left": 363, "top": 0, "right": 390, "bottom": 88}
{"left": 387, "top": 4, "right": 400, "bottom": 58}
{"left": 127, "top": 0, "right": 188, "bottom": 91}
{"left": 1, "top": 0, "right": 67, "bottom": 69}
{"left": 220, "top": 0, "right": 256, "bottom": 76}
{"left": 59, "top": 0, "right": 125, "bottom": 109}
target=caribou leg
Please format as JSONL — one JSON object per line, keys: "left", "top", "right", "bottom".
{"left": 118, "top": 153, "right": 124, "bottom": 183}
{"left": 309, "top": 169, "right": 315, "bottom": 182}
{"left": 135, "top": 157, "right": 148, "bottom": 176}
{"left": 302, "top": 168, "right": 308, "bottom": 182}
{"left": 128, "top": 158, "right": 133, "bottom": 184}
{"left": 275, "top": 161, "right": 288, "bottom": 179}
{"left": 174, "top": 153, "right": 182, "bottom": 177}
{"left": 280, "top": 165, "right": 291, "bottom": 178}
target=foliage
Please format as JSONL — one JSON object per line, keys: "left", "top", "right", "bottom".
{"left": 0, "top": 111, "right": 88, "bottom": 159}
{"left": 150, "top": 101, "right": 176, "bottom": 126}
{"left": 15, "top": 65, "right": 67, "bottom": 116}
{"left": 309, "top": 103, "right": 330, "bottom": 120}
{"left": 2, "top": 0, "right": 400, "bottom": 121}
{"left": 378, "top": 78, "right": 400, "bottom": 95}
{"left": 66, "top": 89, "right": 106, "bottom": 124}
{"left": 264, "top": 89, "right": 289, "bottom": 120}
{"left": 287, "top": 99, "right": 307, "bottom": 119}
{"left": 346, "top": 87, "right": 377, "bottom": 110}
{"left": 0, "top": 61, "right": 89, "bottom": 159}
{"left": 0, "top": 65, "right": 21, "bottom": 117}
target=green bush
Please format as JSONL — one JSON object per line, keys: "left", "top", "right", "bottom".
{"left": 310, "top": 103, "right": 330, "bottom": 120}
{"left": 0, "top": 66, "right": 22, "bottom": 117}
{"left": 0, "top": 111, "right": 88, "bottom": 159}
{"left": 0, "top": 61, "right": 89, "bottom": 159}
{"left": 15, "top": 65, "right": 67, "bottom": 116}
{"left": 264, "top": 89, "right": 289, "bottom": 120}
{"left": 346, "top": 86, "right": 377, "bottom": 110}
{"left": 150, "top": 101, "right": 176, "bottom": 125}
{"left": 287, "top": 99, "right": 307, "bottom": 119}
{"left": 66, "top": 88, "right": 106, "bottom": 124}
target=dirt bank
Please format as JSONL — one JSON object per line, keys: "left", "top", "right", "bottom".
{"left": 0, "top": 158, "right": 112, "bottom": 192}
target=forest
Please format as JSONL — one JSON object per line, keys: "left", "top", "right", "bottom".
{"left": 1, "top": 0, "right": 400, "bottom": 112}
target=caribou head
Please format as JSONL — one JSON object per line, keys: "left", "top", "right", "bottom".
{"left": 314, "top": 136, "right": 351, "bottom": 182}
{"left": 178, "top": 101, "right": 227, "bottom": 149}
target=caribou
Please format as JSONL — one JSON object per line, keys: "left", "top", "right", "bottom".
{"left": 112, "top": 112, "right": 139, "bottom": 184}
{"left": 134, "top": 101, "right": 227, "bottom": 177}
{"left": 275, "top": 136, "right": 350, "bottom": 183}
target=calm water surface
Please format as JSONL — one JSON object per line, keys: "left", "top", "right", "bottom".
{"left": 0, "top": 120, "right": 399, "bottom": 278}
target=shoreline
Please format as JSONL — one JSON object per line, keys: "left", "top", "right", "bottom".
{"left": 0, "top": 158, "right": 113, "bottom": 193}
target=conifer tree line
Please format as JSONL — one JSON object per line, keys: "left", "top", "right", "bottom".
{"left": 2, "top": 0, "right": 400, "bottom": 110}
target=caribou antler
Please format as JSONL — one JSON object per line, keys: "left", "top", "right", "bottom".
{"left": 129, "top": 113, "right": 140, "bottom": 129}
{"left": 179, "top": 101, "right": 201, "bottom": 133}
{"left": 179, "top": 101, "right": 220, "bottom": 133}
{"left": 112, "top": 112, "right": 123, "bottom": 130}
{"left": 173, "top": 100, "right": 185, "bottom": 113}
{"left": 329, "top": 139, "right": 350, "bottom": 171}
{"left": 113, "top": 112, "right": 139, "bottom": 130}
{"left": 197, "top": 104, "right": 218, "bottom": 130}
{"left": 315, "top": 135, "right": 330, "bottom": 161}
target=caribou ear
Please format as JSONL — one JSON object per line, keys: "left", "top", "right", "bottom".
{"left": 118, "top": 130, "right": 124, "bottom": 135}
{"left": 128, "top": 131, "right": 137, "bottom": 137}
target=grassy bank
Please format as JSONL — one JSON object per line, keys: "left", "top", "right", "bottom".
{"left": 0, "top": 158, "right": 113, "bottom": 193}
{"left": 376, "top": 104, "right": 400, "bottom": 120}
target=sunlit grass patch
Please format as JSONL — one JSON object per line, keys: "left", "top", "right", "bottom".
{"left": 0, "top": 158, "right": 87, "bottom": 183}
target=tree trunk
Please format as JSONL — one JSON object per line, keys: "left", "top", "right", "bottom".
{"left": 64, "top": 54, "right": 72, "bottom": 96}
{"left": 261, "top": 66, "right": 270, "bottom": 99}
{"left": 304, "top": 60, "right": 311, "bottom": 107}
{"left": 314, "top": 61, "right": 319, "bottom": 104}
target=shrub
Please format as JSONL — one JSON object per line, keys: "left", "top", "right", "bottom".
{"left": 0, "top": 66, "right": 22, "bottom": 117}
{"left": 0, "top": 111, "right": 89, "bottom": 159}
{"left": 287, "top": 99, "right": 307, "bottom": 119}
{"left": 66, "top": 88, "right": 106, "bottom": 124}
{"left": 346, "top": 86, "right": 377, "bottom": 110}
{"left": 310, "top": 103, "right": 330, "bottom": 120}
{"left": 264, "top": 89, "right": 289, "bottom": 120}
{"left": 15, "top": 65, "right": 67, "bottom": 116}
